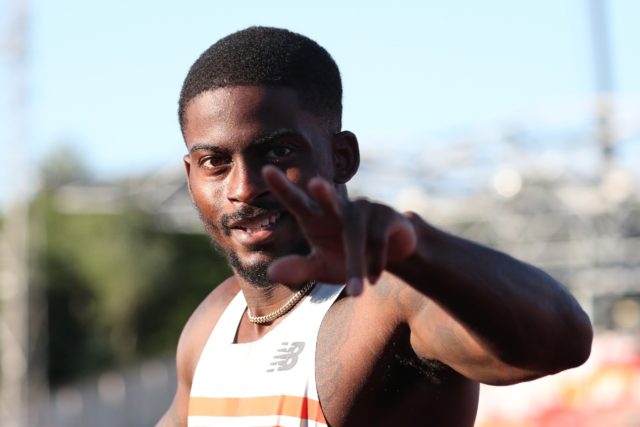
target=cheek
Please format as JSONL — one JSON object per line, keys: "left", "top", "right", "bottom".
{"left": 190, "top": 181, "right": 223, "bottom": 215}
{"left": 285, "top": 155, "right": 321, "bottom": 187}
{"left": 311, "top": 146, "right": 334, "bottom": 181}
{"left": 285, "top": 168, "right": 303, "bottom": 184}
{"left": 285, "top": 167, "right": 318, "bottom": 192}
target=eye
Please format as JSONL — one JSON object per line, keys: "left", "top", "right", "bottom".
{"left": 266, "top": 145, "right": 293, "bottom": 161}
{"left": 199, "top": 154, "right": 230, "bottom": 171}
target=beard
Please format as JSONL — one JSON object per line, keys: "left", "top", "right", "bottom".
{"left": 227, "top": 250, "right": 272, "bottom": 288}
{"left": 194, "top": 203, "right": 309, "bottom": 288}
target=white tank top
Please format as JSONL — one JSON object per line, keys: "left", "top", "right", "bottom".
{"left": 188, "top": 283, "right": 344, "bottom": 427}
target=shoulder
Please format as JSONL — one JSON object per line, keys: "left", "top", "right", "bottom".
{"left": 161, "top": 277, "right": 240, "bottom": 426}
{"left": 319, "top": 274, "right": 430, "bottom": 359}
{"left": 322, "top": 273, "right": 429, "bottom": 334}
{"left": 316, "top": 276, "right": 469, "bottom": 424}
{"left": 321, "top": 272, "right": 447, "bottom": 371}
{"left": 359, "top": 272, "right": 428, "bottom": 322}
{"left": 176, "top": 276, "right": 241, "bottom": 388}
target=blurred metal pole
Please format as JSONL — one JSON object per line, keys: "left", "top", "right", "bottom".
{"left": 0, "top": 0, "right": 30, "bottom": 426}
{"left": 588, "top": 0, "right": 615, "bottom": 175}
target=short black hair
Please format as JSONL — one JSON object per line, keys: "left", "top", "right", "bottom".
{"left": 178, "top": 26, "right": 343, "bottom": 132}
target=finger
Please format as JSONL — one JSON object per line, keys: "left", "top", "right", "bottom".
{"left": 267, "top": 254, "right": 320, "bottom": 286}
{"left": 342, "top": 204, "right": 366, "bottom": 296}
{"left": 387, "top": 218, "right": 417, "bottom": 262}
{"left": 365, "top": 208, "right": 389, "bottom": 285}
{"left": 307, "top": 177, "right": 341, "bottom": 218}
{"left": 262, "top": 165, "right": 318, "bottom": 219}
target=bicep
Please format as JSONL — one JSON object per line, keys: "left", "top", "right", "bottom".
{"left": 158, "top": 283, "right": 236, "bottom": 425}
{"left": 408, "top": 298, "right": 546, "bottom": 385}
{"left": 156, "top": 398, "right": 185, "bottom": 427}
{"left": 155, "top": 337, "right": 193, "bottom": 426}
{"left": 156, "top": 377, "right": 190, "bottom": 427}
{"left": 156, "top": 297, "right": 208, "bottom": 427}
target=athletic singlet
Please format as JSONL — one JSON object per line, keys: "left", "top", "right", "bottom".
{"left": 188, "top": 283, "right": 344, "bottom": 427}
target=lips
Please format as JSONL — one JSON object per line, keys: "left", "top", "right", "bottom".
{"left": 232, "top": 212, "right": 282, "bottom": 235}
{"left": 225, "top": 210, "right": 292, "bottom": 247}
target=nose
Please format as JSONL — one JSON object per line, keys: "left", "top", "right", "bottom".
{"left": 226, "top": 158, "right": 267, "bottom": 204}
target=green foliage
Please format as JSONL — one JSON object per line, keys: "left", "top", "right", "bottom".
{"left": 133, "top": 232, "right": 230, "bottom": 357}
{"left": 38, "top": 144, "right": 90, "bottom": 189}
{"left": 31, "top": 147, "right": 230, "bottom": 386}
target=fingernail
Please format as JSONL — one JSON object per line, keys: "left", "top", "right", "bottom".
{"left": 346, "top": 277, "right": 363, "bottom": 296}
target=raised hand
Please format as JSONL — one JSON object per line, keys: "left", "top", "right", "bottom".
{"left": 262, "top": 165, "right": 417, "bottom": 296}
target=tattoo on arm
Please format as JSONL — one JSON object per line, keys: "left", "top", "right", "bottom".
{"left": 316, "top": 297, "right": 354, "bottom": 409}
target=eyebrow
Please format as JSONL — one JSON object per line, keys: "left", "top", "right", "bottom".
{"left": 188, "top": 128, "right": 303, "bottom": 155}
{"left": 253, "top": 128, "right": 300, "bottom": 146}
{"left": 188, "top": 143, "right": 226, "bottom": 155}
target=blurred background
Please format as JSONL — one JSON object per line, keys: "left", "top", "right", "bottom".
{"left": 1, "top": 0, "right": 639, "bottom": 426}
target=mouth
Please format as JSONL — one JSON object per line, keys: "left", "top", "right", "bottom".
{"left": 225, "top": 210, "right": 294, "bottom": 248}
{"left": 231, "top": 211, "right": 283, "bottom": 235}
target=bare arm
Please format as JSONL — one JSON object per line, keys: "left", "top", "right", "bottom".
{"left": 262, "top": 165, "right": 593, "bottom": 385}
{"left": 390, "top": 214, "right": 592, "bottom": 384}
{"left": 155, "top": 325, "right": 193, "bottom": 427}
{"left": 156, "top": 388, "right": 188, "bottom": 427}
{"left": 155, "top": 279, "right": 240, "bottom": 426}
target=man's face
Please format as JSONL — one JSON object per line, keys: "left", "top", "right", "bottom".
{"left": 182, "top": 85, "right": 335, "bottom": 287}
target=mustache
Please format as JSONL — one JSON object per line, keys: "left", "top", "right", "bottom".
{"left": 219, "top": 201, "right": 283, "bottom": 236}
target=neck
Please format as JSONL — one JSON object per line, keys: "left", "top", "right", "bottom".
{"left": 238, "top": 278, "right": 306, "bottom": 318}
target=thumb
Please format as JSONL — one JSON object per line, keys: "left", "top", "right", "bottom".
{"left": 387, "top": 219, "right": 417, "bottom": 262}
{"left": 267, "top": 255, "right": 319, "bottom": 286}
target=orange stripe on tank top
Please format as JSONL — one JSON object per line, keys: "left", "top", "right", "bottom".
{"left": 188, "top": 395, "right": 327, "bottom": 423}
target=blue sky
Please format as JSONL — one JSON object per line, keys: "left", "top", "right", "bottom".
{"left": 1, "top": 0, "right": 639, "bottom": 210}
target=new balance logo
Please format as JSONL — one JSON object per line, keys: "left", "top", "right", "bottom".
{"left": 267, "top": 342, "right": 305, "bottom": 372}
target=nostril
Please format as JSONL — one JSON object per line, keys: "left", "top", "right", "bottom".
{"left": 226, "top": 168, "right": 268, "bottom": 204}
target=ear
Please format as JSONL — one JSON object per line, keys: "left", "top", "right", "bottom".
{"left": 331, "top": 131, "right": 360, "bottom": 184}
{"left": 183, "top": 154, "right": 194, "bottom": 196}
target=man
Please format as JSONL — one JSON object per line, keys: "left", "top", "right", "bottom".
{"left": 158, "top": 27, "right": 592, "bottom": 427}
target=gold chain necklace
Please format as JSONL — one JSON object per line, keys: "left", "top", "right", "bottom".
{"left": 247, "top": 282, "right": 316, "bottom": 324}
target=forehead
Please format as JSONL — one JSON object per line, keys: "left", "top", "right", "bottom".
{"left": 182, "top": 86, "right": 322, "bottom": 149}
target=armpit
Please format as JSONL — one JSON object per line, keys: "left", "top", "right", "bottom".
{"left": 395, "top": 354, "right": 456, "bottom": 386}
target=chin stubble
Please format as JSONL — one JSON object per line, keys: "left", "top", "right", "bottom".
{"left": 194, "top": 202, "right": 310, "bottom": 288}
{"left": 194, "top": 203, "right": 274, "bottom": 288}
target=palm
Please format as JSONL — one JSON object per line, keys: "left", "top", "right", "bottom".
{"left": 262, "top": 166, "right": 416, "bottom": 295}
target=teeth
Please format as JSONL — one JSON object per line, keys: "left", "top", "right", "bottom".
{"left": 260, "top": 214, "right": 280, "bottom": 228}
{"left": 242, "top": 213, "right": 280, "bottom": 233}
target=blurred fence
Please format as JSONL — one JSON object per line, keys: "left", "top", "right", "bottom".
{"left": 30, "top": 333, "right": 640, "bottom": 427}
{"left": 30, "top": 356, "right": 175, "bottom": 427}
